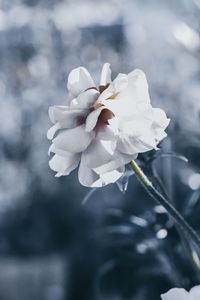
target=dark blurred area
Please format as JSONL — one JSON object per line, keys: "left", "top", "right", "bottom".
{"left": 0, "top": 0, "right": 200, "bottom": 299}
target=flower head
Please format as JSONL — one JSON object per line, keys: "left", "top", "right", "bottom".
{"left": 47, "top": 63, "right": 170, "bottom": 187}
{"left": 161, "top": 285, "right": 200, "bottom": 300}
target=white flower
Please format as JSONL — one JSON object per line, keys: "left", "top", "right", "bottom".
{"left": 161, "top": 285, "right": 200, "bottom": 300}
{"left": 47, "top": 63, "right": 170, "bottom": 187}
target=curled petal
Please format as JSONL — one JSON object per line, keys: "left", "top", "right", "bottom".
{"left": 70, "top": 89, "right": 99, "bottom": 110}
{"left": 48, "top": 143, "right": 75, "bottom": 157}
{"left": 67, "top": 67, "right": 96, "bottom": 97}
{"left": 53, "top": 125, "right": 93, "bottom": 153}
{"left": 85, "top": 107, "right": 105, "bottom": 132}
{"left": 47, "top": 123, "right": 61, "bottom": 140}
{"left": 48, "top": 143, "right": 56, "bottom": 156}
{"left": 49, "top": 106, "right": 69, "bottom": 124}
{"left": 49, "top": 153, "right": 80, "bottom": 177}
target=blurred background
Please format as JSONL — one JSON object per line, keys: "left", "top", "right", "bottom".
{"left": 0, "top": 0, "right": 200, "bottom": 299}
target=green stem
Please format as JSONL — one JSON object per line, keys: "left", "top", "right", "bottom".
{"left": 130, "top": 160, "right": 200, "bottom": 251}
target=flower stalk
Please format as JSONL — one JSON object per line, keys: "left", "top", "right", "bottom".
{"left": 130, "top": 160, "right": 200, "bottom": 250}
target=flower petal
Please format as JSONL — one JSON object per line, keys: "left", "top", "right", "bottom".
{"left": 83, "top": 139, "right": 116, "bottom": 169}
{"left": 161, "top": 288, "right": 189, "bottom": 300}
{"left": 70, "top": 89, "right": 99, "bottom": 110}
{"left": 78, "top": 155, "right": 124, "bottom": 187}
{"left": 48, "top": 143, "right": 75, "bottom": 157}
{"left": 119, "top": 116, "right": 153, "bottom": 138}
{"left": 85, "top": 106, "right": 105, "bottom": 132}
{"left": 53, "top": 125, "right": 94, "bottom": 153}
{"left": 152, "top": 108, "right": 170, "bottom": 129}
{"left": 117, "top": 131, "right": 157, "bottom": 155}
{"left": 67, "top": 67, "right": 96, "bottom": 97}
{"left": 93, "top": 151, "right": 137, "bottom": 175}
{"left": 96, "top": 120, "right": 118, "bottom": 141}
{"left": 100, "top": 166, "right": 124, "bottom": 185}
{"left": 47, "top": 123, "right": 61, "bottom": 140}
{"left": 49, "top": 106, "right": 87, "bottom": 129}
{"left": 100, "top": 63, "right": 112, "bottom": 86}
{"left": 78, "top": 156, "right": 101, "bottom": 187}
{"left": 49, "top": 153, "right": 80, "bottom": 177}
{"left": 94, "top": 157, "right": 125, "bottom": 175}
{"left": 190, "top": 285, "right": 200, "bottom": 300}
{"left": 49, "top": 106, "right": 69, "bottom": 124}
{"left": 100, "top": 69, "right": 151, "bottom": 120}
{"left": 98, "top": 73, "right": 128, "bottom": 102}
{"left": 127, "top": 69, "right": 151, "bottom": 106}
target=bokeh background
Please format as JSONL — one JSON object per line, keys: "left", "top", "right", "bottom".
{"left": 0, "top": 0, "right": 200, "bottom": 299}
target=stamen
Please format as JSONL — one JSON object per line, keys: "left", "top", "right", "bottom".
{"left": 90, "top": 103, "right": 105, "bottom": 112}
{"left": 105, "top": 92, "right": 119, "bottom": 100}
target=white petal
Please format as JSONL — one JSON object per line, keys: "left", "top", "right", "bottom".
{"left": 67, "top": 67, "right": 95, "bottom": 97}
{"left": 190, "top": 285, "right": 200, "bottom": 300}
{"left": 58, "top": 110, "right": 87, "bottom": 128}
{"left": 78, "top": 156, "right": 100, "bottom": 187}
{"left": 100, "top": 63, "right": 112, "bottom": 86}
{"left": 152, "top": 108, "right": 170, "bottom": 143}
{"left": 85, "top": 107, "right": 104, "bottom": 132}
{"left": 78, "top": 156, "right": 124, "bottom": 187}
{"left": 93, "top": 151, "right": 136, "bottom": 175}
{"left": 48, "top": 144, "right": 55, "bottom": 156}
{"left": 127, "top": 69, "right": 151, "bottom": 105}
{"left": 152, "top": 108, "right": 170, "bottom": 129}
{"left": 136, "top": 131, "right": 157, "bottom": 149}
{"left": 53, "top": 125, "right": 93, "bottom": 153}
{"left": 99, "top": 166, "right": 124, "bottom": 185}
{"left": 70, "top": 89, "right": 99, "bottom": 110}
{"left": 117, "top": 135, "right": 137, "bottom": 155}
{"left": 49, "top": 106, "right": 69, "bottom": 124}
{"left": 117, "top": 131, "right": 157, "bottom": 155}
{"left": 154, "top": 128, "right": 167, "bottom": 142}
{"left": 96, "top": 122, "right": 118, "bottom": 141}
{"left": 100, "top": 69, "right": 151, "bottom": 120}
{"left": 47, "top": 123, "right": 61, "bottom": 140}
{"left": 98, "top": 73, "right": 128, "bottom": 102}
{"left": 83, "top": 139, "right": 116, "bottom": 169}
{"left": 120, "top": 117, "right": 153, "bottom": 138}
{"left": 48, "top": 143, "right": 75, "bottom": 157}
{"left": 49, "top": 106, "right": 87, "bottom": 129}
{"left": 49, "top": 153, "right": 80, "bottom": 176}
{"left": 94, "top": 157, "right": 125, "bottom": 175}
{"left": 161, "top": 288, "right": 189, "bottom": 300}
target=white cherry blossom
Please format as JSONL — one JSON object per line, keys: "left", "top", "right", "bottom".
{"left": 47, "top": 63, "right": 170, "bottom": 187}
{"left": 161, "top": 285, "right": 200, "bottom": 300}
